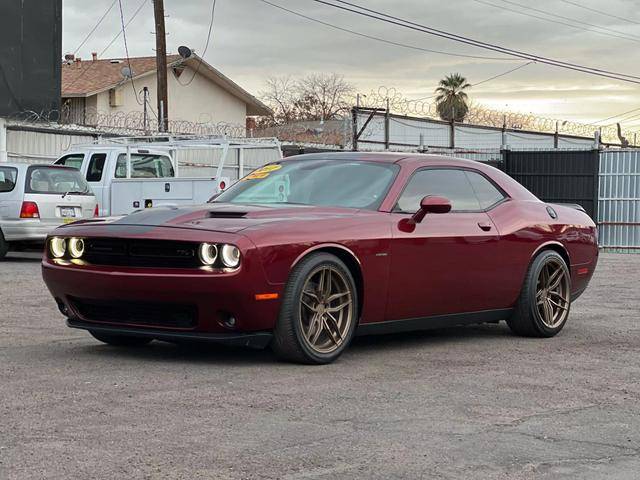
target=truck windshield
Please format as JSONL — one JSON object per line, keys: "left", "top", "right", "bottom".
{"left": 25, "top": 167, "right": 92, "bottom": 195}
{"left": 213, "top": 159, "right": 399, "bottom": 210}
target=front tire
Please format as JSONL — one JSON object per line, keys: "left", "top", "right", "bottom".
{"left": 89, "top": 331, "right": 153, "bottom": 347}
{"left": 507, "top": 250, "right": 571, "bottom": 337}
{"left": 271, "top": 253, "right": 358, "bottom": 364}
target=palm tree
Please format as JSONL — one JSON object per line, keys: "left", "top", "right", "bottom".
{"left": 435, "top": 73, "right": 471, "bottom": 122}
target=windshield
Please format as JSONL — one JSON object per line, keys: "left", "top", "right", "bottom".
{"left": 25, "top": 166, "right": 93, "bottom": 195}
{"left": 214, "top": 159, "right": 399, "bottom": 210}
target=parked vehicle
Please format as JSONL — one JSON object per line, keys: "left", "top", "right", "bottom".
{"left": 0, "top": 163, "right": 97, "bottom": 259}
{"left": 54, "top": 146, "right": 225, "bottom": 217}
{"left": 42, "top": 153, "right": 598, "bottom": 364}
{"left": 53, "top": 136, "right": 282, "bottom": 217}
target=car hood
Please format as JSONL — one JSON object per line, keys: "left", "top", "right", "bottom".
{"left": 88, "top": 203, "right": 365, "bottom": 233}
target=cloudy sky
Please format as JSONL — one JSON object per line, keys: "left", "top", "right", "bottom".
{"left": 62, "top": 0, "right": 640, "bottom": 125}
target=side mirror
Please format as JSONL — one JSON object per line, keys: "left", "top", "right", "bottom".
{"left": 412, "top": 195, "right": 452, "bottom": 224}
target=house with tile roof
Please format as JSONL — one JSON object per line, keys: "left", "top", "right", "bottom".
{"left": 61, "top": 53, "right": 270, "bottom": 129}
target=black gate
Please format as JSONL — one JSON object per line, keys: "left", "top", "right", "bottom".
{"left": 504, "top": 149, "right": 599, "bottom": 219}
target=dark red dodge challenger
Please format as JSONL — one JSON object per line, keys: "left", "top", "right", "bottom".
{"left": 42, "top": 153, "right": 598, "bottom": 364}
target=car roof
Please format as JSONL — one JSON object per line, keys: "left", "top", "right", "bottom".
{"left": 0, "top": 163, "right": 76, "bottom": 170}
{"left": 280, "top": 151, "right": 486, "bottom": 168}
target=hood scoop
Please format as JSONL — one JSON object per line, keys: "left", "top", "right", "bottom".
{"left": 207, "top": 210, "right": 247, "bottom": 219}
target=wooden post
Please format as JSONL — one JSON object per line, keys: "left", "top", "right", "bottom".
{"left": 153, "top": 0, "right": 168, "bottom": 132}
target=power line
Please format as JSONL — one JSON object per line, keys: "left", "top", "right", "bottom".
{"left": 473, "top": 0, "right": 640, "bottom": 43}
{"left": 73, "top": 0, "right": 118, "bottom": 55}
{"left": 557, "top": 0, "right": 640, "bottom": 27}
{"left": 100, "top": 0, "right": 148, "bottom": 57}
{"left": 308, "top": 0, "right": 640, "bottom": 84}
{"left": 258, "top": 0, "right": 515, "bottom": 61}
{"left": 472, "top": 61, "right": 534, "bottom": 86}
{"left": 178, "top": 0, "right": 217, "bottom": 87}
{"left": 63, "top": 0, "right": 149, "bottom": 95}
{"left": 594, "top": 106, "right": 640, "bottom": 125}
{"left": 117, "top": 0, "right": 143, "bottom": 105}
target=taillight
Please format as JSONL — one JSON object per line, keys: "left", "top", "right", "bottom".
{"left": 20, "top": 201, "right": 40, "bottom": 218}
{"left": 93, "top": 204, "right": 99, "bottom": 217}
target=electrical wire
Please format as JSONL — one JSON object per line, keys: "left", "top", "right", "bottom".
{"left": 472, "top": 61, "right": 533, "bottom": 86}
{"left": 100, "top": 0, "right": 148, "bottom": 57}
{"left": 258, "top": 0, "right": 515, "bottom": 61}
{"left": 557, "top": 0, "right": 640, "bottom": 27}
{"left": 63, "top": 0, "right": 148, "bottom": 95}
{"left": 117, "top": 0, "right": 143, "bottom": 105}
{"left": 473, "top": 0, "right": 640, "bottom": 43}
{"left": 73, "top": 0, "right": 118, "bottom": 55}
{"left": 178, "top": 0, "right": 217, "bottom": 87}
{"left": 308, "top": 0, "right": 640, "bottom": 84}
{"left": 594, "top": 106, "right": 640, "bottom": 125}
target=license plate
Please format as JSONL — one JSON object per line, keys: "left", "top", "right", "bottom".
{"left": 60, "top": 207, "right": 76, "bottom": 218}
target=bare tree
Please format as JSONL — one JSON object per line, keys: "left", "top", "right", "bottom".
{"left": 259, "top": 73, "right": 355, "bottom": 125}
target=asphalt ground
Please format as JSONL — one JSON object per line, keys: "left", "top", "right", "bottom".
{"left": 1, "top": 252, "right": 639, "bottom": 479}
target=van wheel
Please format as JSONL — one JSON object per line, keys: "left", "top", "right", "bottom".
{"left": 507, "top": 250, "right": 571, "bottom": 337}
{"left": 0, "top": 231, "right": 9, "bottom": 260}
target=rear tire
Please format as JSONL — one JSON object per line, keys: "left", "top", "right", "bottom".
{"left": 271, "top": 253, "right": 358, "bottom": 364}
{"left": 0, "top": 230, "right": 9, "bottom": 260}
{"left": 507, "top": 250, "right": 571, "bottom": 337}
{"left": 89, "top": 331, "right": 153, "bottom": 347}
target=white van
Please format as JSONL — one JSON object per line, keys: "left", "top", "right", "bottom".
{"left": 0, "top": 163, "right": 97, "bottom": 259}
{"left": 54, "top": 146, "right": 225, "bottom": 217}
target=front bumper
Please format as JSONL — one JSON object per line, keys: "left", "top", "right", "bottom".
{"left": 67, "top": 319, "right": 273, "bottom": 349}
{"left": 42, "top": 228, "right": 284, "bottom": 336}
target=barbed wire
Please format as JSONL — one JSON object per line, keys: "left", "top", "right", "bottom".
{"left": 356, "top": 86, "right": 638, "bottom": 144}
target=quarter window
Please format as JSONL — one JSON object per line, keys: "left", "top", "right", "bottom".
{"left": 396, "top": 169, "right": 482, "bottom": 212}
{"left": 464, "top": 170, "right": 506, "bottom": 209}
{"left": 0, "top": 167, "right": 18, "bottom": 193}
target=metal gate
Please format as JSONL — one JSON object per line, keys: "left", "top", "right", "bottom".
{"left": 504, "top": 149, "right": 599, "bottom": 219}
{"left": 598, "top": 150, "right": 640, "bottom": 252}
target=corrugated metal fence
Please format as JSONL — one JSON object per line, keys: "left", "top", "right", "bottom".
{"left": 598, "top": 150, "right": 640, "bottom": 253}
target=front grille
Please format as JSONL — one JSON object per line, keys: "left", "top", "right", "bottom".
{"left": 70, "top": 297, "right": 197, "bottom": 328}
{"left": 84, "top": 238, "right": 199, "bottom": 268}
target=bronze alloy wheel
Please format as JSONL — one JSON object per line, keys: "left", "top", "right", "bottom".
{"left": 535, "top": 257, "right": 571, "bottom": 329}
{"left": 299, "top": 265, "right": 354, "bottom": 354}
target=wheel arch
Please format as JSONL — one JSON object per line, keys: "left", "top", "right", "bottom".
{"left": 531, "top": 241, "right": 571, "bottom": 269}
{"left": 291, "top": 244, "right": 364, "bottom": 320}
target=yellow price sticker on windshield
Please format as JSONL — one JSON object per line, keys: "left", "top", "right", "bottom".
{"left": 243, "top": 164, "right": 282, "bottom": 181}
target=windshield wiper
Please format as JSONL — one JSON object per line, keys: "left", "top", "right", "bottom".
{"left": 62, "top": 190, "right": 89, "bottom": 198}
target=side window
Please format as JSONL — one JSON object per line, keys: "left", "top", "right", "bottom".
{"left": 396, "top": 169, "right": 481, "bottom": 212}
{"left": 86, "top": 154, "right": 106, "bottom": 182}
{"left": 464, "top": 171, "right": 506, "bottom": 209}
{"left": 0, "top": 167, "right": 18, "bottom": 193}
{"left": 56, "top": 153, "right": 84, "bottom": 170}
{"left": 115, "top": 154, "right": 175, "bottom": 179}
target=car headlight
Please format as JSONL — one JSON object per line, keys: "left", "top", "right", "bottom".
{"left": 50, "top": 237, "right": 66, "bottom": 258}
{"left": 68, "top": 237, "right": 85, "bottom": 259}
{"left": 220, "top": 244, "right": 241, "bottom": 268}
{"left": 198, "top": 243, "right": 218, "bottom": 266}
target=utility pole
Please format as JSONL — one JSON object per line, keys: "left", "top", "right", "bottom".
{"left": 153, "top": 0, "right": 168, "bottom": 132}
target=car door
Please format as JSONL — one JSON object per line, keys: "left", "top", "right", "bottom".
{"left": 84, "top": 152, "right": 108, "bottom": 216}
{"left": 386, "top": 167, "right": 507, "bottom": 321}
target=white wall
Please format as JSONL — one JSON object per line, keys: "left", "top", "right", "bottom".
{"left": 87, "top": 65, "right": 247, "bottom": 127}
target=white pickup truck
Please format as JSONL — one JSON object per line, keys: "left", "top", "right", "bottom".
{"left": 53, "top": 145, "right": 228, "bottom": 217}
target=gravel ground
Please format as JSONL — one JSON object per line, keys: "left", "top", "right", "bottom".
{"left": 0, "top": 252, "right": 638, "bottom": 479}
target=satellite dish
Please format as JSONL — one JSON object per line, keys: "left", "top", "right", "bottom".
{"left": 178, "top": 46, "right": 192, "bottom": 59}
{"left": 120, "top": 66, "right": 133, "bottom": 79}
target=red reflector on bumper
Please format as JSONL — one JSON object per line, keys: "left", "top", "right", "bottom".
{"left": 255, "top": 293, "right": 279, "bottom": 301}
{"left": 577, "top": 267, "right": 589, "bottom": 275}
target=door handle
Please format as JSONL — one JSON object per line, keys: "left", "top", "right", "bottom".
{"left": 478, "top": 222, "right": 492, "bottom": 232}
